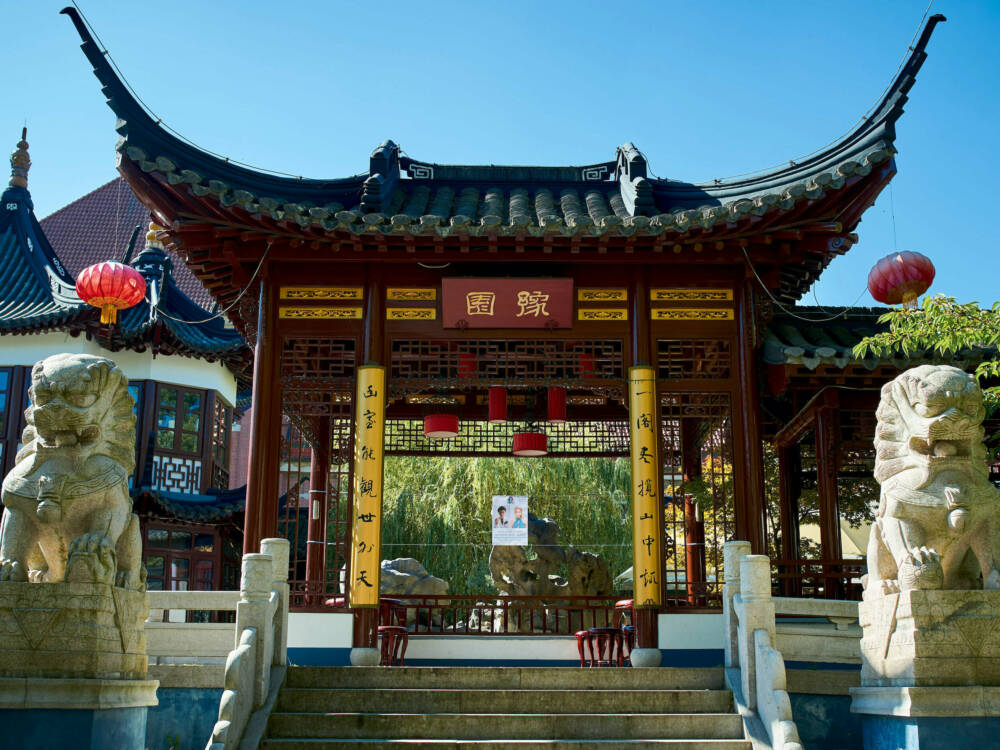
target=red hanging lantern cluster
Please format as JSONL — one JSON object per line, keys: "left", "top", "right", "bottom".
{"left": 867, "top": 251, "right": 935, "bottom": 307}
{"left": 423, "top": 413, "right": 459, "bottom": 439}
{"left": 75, "top": 261, "right": 146, "bottom": 324}
{"left": 512, "top": 431, "right": 547, "bottom": 457}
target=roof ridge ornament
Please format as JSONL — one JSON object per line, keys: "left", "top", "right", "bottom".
{"left": 9, "top": 127, "right": 30, "bottom": 188}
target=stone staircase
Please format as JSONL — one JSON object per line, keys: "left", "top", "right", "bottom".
{"left": 259, "top": 666, "right": 751, "bottom": 748}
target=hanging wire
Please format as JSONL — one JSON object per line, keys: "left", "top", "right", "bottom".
{"left": 152, "top": 242, "right": 272, "bottom": 325}
{"left": 889, "top": 182, "right": 899, "bottom": 252}
{"left": 742, "top": 247, "right": 868, "bottom": 323}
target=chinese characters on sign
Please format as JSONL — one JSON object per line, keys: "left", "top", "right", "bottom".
{"left": 349, "top": 366, "right": 386, "bottom": 607}
{"left": 442, "top": 278, "right": 573, "bottom": 328}
{"left": 491, "top": 495, "right": 529, "bottom": 546}
{"left": 629, "top": 366, "right": 662, "bottom": 607}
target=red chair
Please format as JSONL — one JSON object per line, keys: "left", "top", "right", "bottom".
{"left": 574, "top": 630, "right": 591, "bottom": 667}
{"left": 378, "top": 598, "right": 408, "bottom": 666}
{"left": 583, "top": 627, "right": 625, "bottom": 667}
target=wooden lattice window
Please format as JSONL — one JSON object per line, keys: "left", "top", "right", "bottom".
{"left": 145, "top": 522, "right": 224, "bottom": 621}
{"left": 211, "top": 398, "right": 232, "bottom": 489}
{"left": 657, "top": 340, "right": 732, "bottom": 380}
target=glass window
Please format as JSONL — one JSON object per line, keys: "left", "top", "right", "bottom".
{"left": 0, "top": 369, "right": 9, "bottom": 435}
{"left": 171, "top": 557, "right": 189, "bottom": 581}
{"left": 170, "top": 530, "right": 192, "bottom": 551}
{"left": 154, "top": 386, "right": 203, "bottom": 454}
{"left": 146, "top": 555, "right": 164, "bottom": 578}
{"left": 147, "top": 528, "right": 169, "bottom": 547}
{"left": 194, "top": 533, "right": 214, "bottom": 552}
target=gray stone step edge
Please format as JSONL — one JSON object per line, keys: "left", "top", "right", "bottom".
{"left": 239, "top": 665, "right": 287, "bottom": 750}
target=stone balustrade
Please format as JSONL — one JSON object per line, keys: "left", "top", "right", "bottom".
{"left": 206, "top": 538, "right": 290, "bottom": 750}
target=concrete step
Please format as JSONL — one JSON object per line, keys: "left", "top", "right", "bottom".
{"left": 261, "top": 741, "right": 752, "bottom": 749}
{"left": 284, "top": 667, "right": 726, "bottom": 691}
{"left": 276, "top": 688, "right": 734, "bottom": 715}
{"left": 265, "top": 712, "right": 746, "bottom": 741}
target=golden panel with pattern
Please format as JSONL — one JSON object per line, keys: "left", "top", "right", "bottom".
{"left": 386, "top": 307, "right": 437, "bottom": 321}
{"left": 279, "top": 307, "right": 363, "bottom": 319}
{"left": 651, "top": 308, "right": 734, "bottom": 321}
{"left": 650, "top": 288, "right": 734, "bottom": 302}
{"left": 280, "top": 286, "right": 363, "bottom": 300}
{"left": 577, "top": 288, "right": 627, "bottom": 302}
{"left": 386, "top": 288, "right": 437, "bottom": 301}
{"left": 578, "top": 308, "right": 628, "bottom": 321}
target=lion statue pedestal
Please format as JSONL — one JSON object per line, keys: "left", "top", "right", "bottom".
{"left": 0, "top": 355, "right": 156, "bottom": 750}
{"left": 849, "top": 365, "right": 1000, "bottom": 750}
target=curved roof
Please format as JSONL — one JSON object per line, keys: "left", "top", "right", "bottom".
{"left": 63, "top": 7, "right": 945, "bottom": 305}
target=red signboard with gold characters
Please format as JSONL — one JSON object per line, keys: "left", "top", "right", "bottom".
{"left": 442, "top": 278, "right": 573, "bottom": 328}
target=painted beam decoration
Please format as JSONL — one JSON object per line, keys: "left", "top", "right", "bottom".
{"left": 349, "top": 365, "right": 386, "bottom": 607}
{"left": 442, "top": 278, "right": 573, "bottom": 328}
{"left": 629, "top": 366, "right": 662, "bottom": 607}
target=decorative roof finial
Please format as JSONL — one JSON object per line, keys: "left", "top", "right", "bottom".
{"left": 9, "top": 127, "right": 30, "bottom": 188}
{"left": 145, "top": 221, "right": 165, "bottom": 250}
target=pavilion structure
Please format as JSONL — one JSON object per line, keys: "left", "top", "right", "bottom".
{"left": 64, "top": 8, "right": 947, "bottom": 651}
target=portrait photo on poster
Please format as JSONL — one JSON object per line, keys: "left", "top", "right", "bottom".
{"left": 491, "top": 495, "right": 529, "bottom": 546}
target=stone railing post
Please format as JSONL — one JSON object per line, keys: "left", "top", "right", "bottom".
{"left": 261, "top": 537, "right": 290, "bottom": 667}
{"left": 236, "top": 552, "right": 273, "bottom": 707}
{"left": 723, "top": 540, "right": 751, "bottom": 669}
{"left": 737, "top": 554, "right": 776, "bottom": 710}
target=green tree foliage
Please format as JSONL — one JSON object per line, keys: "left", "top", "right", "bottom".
{"left": 853, "top": 295, "right": 1000, "bottom": 412}
{"left": 381, "top": 456, "right": 633, "bottom": 595}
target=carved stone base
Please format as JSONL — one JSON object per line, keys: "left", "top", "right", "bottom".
{"left": 0, "top": 581, "right": 148, "bottom": 680}
{"left": 859, "top": 590, "right": 1000, "bottom": 687}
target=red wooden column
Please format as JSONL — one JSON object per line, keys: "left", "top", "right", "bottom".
{"left": 734, "top": 282, "right": 766, "bottom": 554}
{"left": 776, "top": 443, "right": 802, "bottom": 596}
{"left": 353, "top": 271, "right": 384, "bottom": 652}
{"left": 305, "top": 417, "right": 330, "bottom": 602}
{"left": 815, "top": 402, "right": 843, "bottom": 598}
{"left": 681, "top": 419, "right": 706, "bottom": 606}
{"left": 629, "top": 273, "right": 660, "bottom": 656}
{"left": 243, "top": 274, "right": 282, "bottom": 554}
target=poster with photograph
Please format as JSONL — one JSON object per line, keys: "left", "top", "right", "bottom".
{"left": 491, "top": 495, "right": 528, "bottom": 546}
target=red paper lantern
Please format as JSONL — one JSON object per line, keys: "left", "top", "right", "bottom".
{"left": 75, "top": 261, "right": 147, "bottom": 324}
{"left": 867, "top": 251, "right": 935, "bottom": 307}
{"left": 458, "top": 352, "right": 476, "bottom": 378}
{"left": 512, "top": 432, "right": 547, "bottom": 457}
{"left": 423, "top": 414, "right": 459, "bottom": 439}
{"left": 488, "top": 387, "right": 507, "bottom": 424}
{"left": 547, "top": 386, "right": 567, "bottom": 423}
{"left": 578, "top": 352, "right": 596, "bottom": 378}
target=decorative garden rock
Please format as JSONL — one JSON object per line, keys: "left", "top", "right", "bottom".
{"left": 0, "top": 354, "right": 145, "bottom": 590}
{"left": 380, "top": 557, "right": 449, "bottom": 597}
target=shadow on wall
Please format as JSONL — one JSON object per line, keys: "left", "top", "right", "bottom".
{"left": 790, "top": 694, "right": 863, "bottom": 750}
{"left": 146, "top": 688, "right": 222, "bottom": 750}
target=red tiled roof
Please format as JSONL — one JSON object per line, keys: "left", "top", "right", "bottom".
{"left": 39, "top": 177, "right": 214, "bottom": 308}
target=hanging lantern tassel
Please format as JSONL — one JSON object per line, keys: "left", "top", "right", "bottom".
{"left": 488, "top": 386, "right": 507, "bottom": 424}
{"left": 75, "top": 261, "right": 147, "bottom": 325}
{"left": 547, "top": 386, "right": 567, "bottom": 423}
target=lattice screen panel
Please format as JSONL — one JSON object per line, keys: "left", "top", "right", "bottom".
{"left": 384, "top": 418, "right": 630, "bottom": 457}
{"left": 390, "top": 338, "right": 624, "bottom": 386}
{"left": 659, "top": 392, "right": 735, "bottom": 607}
{"left": 657, "top": 340, "right": 732, "bottom": 380}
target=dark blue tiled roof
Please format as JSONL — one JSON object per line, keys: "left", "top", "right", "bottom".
{"left": 141, "top": 485, "right": 246, "bottom": 522}
{"left": 0, "top": 185, "right": 87, "bottom": 331}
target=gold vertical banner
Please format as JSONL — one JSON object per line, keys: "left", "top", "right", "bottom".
{"left": 629, "top": 366, "right": 662, "bottom": 607}
{"left": 349, "top": 365, "right": 386, "bottom": 607}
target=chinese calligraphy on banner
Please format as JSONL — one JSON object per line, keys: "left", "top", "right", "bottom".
{"left": 491, "top": 495, "right": 529, "bottom": 546}
{"left": 441, "top": 278, "right": 573, "bottom": 328}
{"left": 629, "top": 366, "right": 662, "bottom": 607}
{"left": 349, "top": 365, "right": 386, "bottom": 607}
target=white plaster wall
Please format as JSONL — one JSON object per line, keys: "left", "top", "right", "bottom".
{"left": 287, "top": 612, "right": 354, "bottom": 649}
{"left": 658, "top": 612, "right": 725, "bottom": 650}
{"left": 1, "top": 331, "right": 237, "bottom": 405}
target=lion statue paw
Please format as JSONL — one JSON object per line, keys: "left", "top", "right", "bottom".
{"left": 66, "top": 533, "right": 117, "bottom": 585}
{"left": 0, "top": 558, "right": 27, "bottom": 582}
{"left": 898, "top": 547, "right": 943, "bottom": 591}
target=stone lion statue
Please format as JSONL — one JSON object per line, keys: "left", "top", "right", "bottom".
{"left": 0, "top": 354, "right": 144, "bottom": 590}
{"left": 864, "top": 364, "right": 1000, "bottom": 599}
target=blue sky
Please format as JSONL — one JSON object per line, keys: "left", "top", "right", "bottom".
{"left": 3, "top": 1, "right": 997, "bottom": 306}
